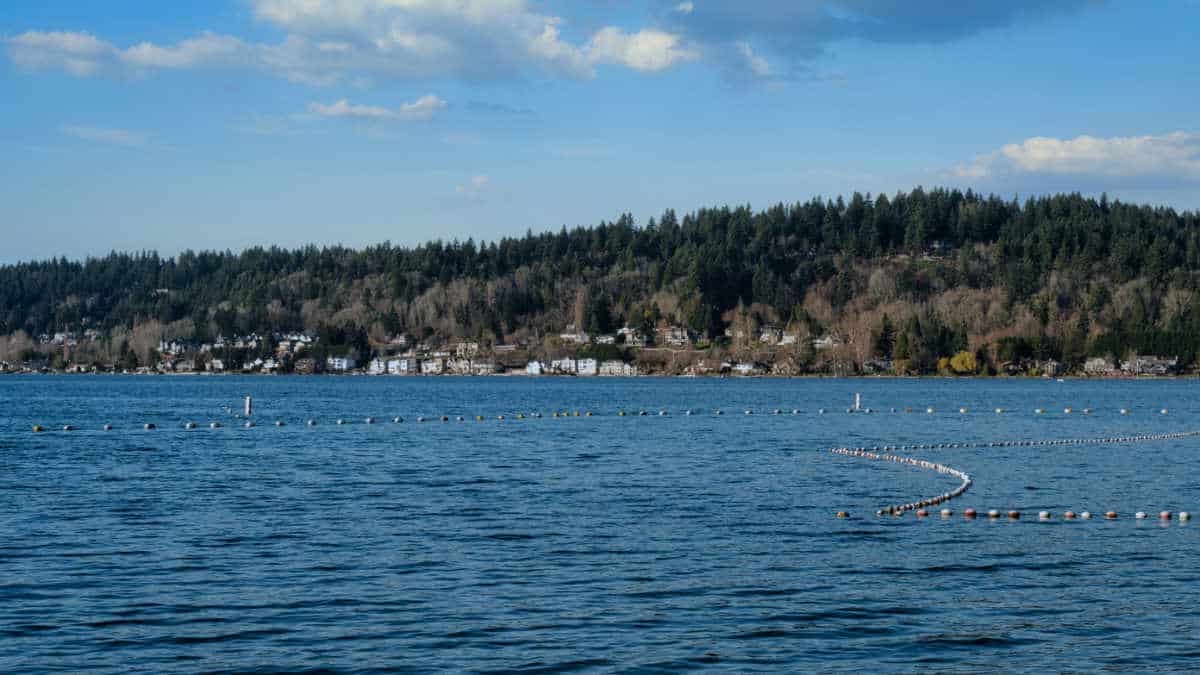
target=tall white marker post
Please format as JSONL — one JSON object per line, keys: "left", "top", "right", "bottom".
{"left": 245, "top": 395, "right": 253, "bottom": 417}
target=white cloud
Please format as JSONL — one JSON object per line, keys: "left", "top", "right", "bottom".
{"left": 456, "top": 174, "right": 490, "bottom": 199}
{"left": 308, "top": 94, "right": 447, "bottom": 120}
{"left": 61, "top": 125, "right": 149, "bottom": 148}
{"left": 676, "top": 2, "right": 695, "bottom": 14}
{"left": 734, "top": 41, "right": 770, "bottom": 79}
{"left": 398, "top": 94, "right": 448, "bottom": 120}
{"left": 7, "top": 31, "right": 115, "bottom": 76}
{"left": 121, "top": 31, "right": 247, "bottom": 68}
{"left": 587, "top": 27, "right": 698, "bottom": 73}
{"left": 954, "top": 132, "right": 1200, "bottom": 181}
{"left": 6, "top": 2, "right": 695, "bottom": 84}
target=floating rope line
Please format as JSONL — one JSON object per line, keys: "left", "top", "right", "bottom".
{"left": 828, "top": 429, "right": 1200, "bottom": 518}
{"left": 828, "top": 446, "right": 971, "bottom": 517}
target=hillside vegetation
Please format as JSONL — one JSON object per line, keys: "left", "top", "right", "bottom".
{"left": 3, "top": 187, "right": 1200, "bottom": 375}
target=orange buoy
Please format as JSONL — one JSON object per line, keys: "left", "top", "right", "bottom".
{"left": 1160, "top": 511, "right": 1172, "bottom": 520}
{"left": 836, "top": 511, "right": 850, "bottom": 518}
{"left": 964, "top": 508, "right": 977, "bottom": 518}
{"left": 1064, "top": 511, "right": 1077, "bottom": 519}
{"left": 1105, "top": 511, "right": 1118, "bottom": 519}
{"left": 1008, "top": 510, "right": 1020, "bottom": 520}
{"left": 916, "top": 509, "right": 928, "bottom": 517}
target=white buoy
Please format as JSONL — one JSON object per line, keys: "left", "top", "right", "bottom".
{"left": 210, "top": 421, "right": 222, "bottom": 429}
{"left": 1035, "top": 408, "right": 1044, "bottom": 414}
{"left": 337, "top": 419, "right": 346, "bottom": 425}
{"left": 927, "top": 407, "right": 935, "bottom": 414}
{"left": 1135, "top": 511, "right": 1148, "bottom": 519}
{"left": 995, "top": 408, "right": 1004, "bottom": 414}
{"left": 1039, "top": 511, "right": 1051, "bottom": 520}
{"left": 144, "top": 423, "right": 156, "bottom": 430}
{"left": 275, "top": 420, "right": 284, "bottom": 427}
{"left": 1161, "top": 409, "right": 1169, "bottom": 415}
{"left": 393, "top": 417, "right": 403, "bottom": 423}
{"left": 1080, "top": 511, "right": 1092, "bottom": 519}
{"left": 307, "top": 419, "right": 317, "bottom": 426}
{"left": 62, "top": 425, "right": 74, "bottom": 431}
{"left": 365, "top": 417, "right": 375, "bottom": 424}
{"left": 1180, "top": 512, "right": 1191, "bottom": 521}
{"left": 102, "top": 424, "right": 113, "bottom": 431}
{"left": 959, "top": 407, "right": 968, "bottom": 414}
{"left": 184, "top": 422, "right": 196, "bottom": 430}
{"left": 1120, "top": 408, "right": 1129, "bottom": 415}
{"left": 244, "top": 420, "right": 254, "bottom": 428}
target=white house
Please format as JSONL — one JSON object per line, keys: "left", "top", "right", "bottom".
{"left": 207, "top": 358, "right": 225, "bottom": 373}
{"left": 326, "top": 356, "right": 357, "bottom": 372}
{"left": 526, "top": 361, "right": 545, "bottom": 375}
{"left": 551, "top": 358, "right": 577, "bottom": 374}
{"left": 599, "top": 360, "right": 639, "bottom": 376}
{"left": 368, "top": 358, "right": 388, "bottom": 375}
{"left": 421, "top": 358, "right": 445, "bottom": 375}
{"left": 577, "top": 358, "right": 598, "bottom": 376}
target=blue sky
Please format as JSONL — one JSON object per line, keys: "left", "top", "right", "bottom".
{"left": 2, "top": 1, "right": 1198, "bottom": 262}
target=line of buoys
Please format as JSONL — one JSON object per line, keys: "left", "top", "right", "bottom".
{"left": 33, "top": 404, "right": 1188, "bottom": 435}
{"left": 829, "top": 446, "right": 971, "bottom": 517}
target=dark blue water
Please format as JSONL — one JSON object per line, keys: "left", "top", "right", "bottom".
{"left": 2, "top": 375, "right": 1199, "bottom": 672}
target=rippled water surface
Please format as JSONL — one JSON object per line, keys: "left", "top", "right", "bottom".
{"left": 3, "top": 375, "right": 1200, "bottom": 672}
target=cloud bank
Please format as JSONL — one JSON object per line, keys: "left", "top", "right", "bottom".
{"left": 954, "top": 132, "right": 1200, "bottom": 182}
{"left": 5, "top": 0, "right": 698, "bottom": 84}
{"left": 309, "top": 94, "right": 448, "bottom": 121}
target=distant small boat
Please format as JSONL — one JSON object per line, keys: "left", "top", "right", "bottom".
{"left": 1057, "top": 378, "right": 1065, "bottom": 383}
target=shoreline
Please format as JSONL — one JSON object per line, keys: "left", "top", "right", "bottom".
{"left": 1, "top": 370, "right": 1193, "bottom": 380}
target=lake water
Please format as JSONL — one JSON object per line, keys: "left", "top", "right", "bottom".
{"left": 2, "top": 375, "right": 1199, "bottom": 672}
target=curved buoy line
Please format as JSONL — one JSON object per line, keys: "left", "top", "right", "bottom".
{"left": 829, "top": 446, "right": 971, "bottom": 517}
{"left": 829, "top": 429, "right": 1200, "bottom": 519}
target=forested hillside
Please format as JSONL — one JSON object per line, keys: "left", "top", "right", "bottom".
{"left": 3, "top": 187, "right": 1200, "bottom": 375}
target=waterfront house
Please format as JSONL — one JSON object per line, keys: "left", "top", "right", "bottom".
{"left": 598, "top": 360, "right": 639, "bottom": 376}
{"left": 1084, "top": 357, "right": 1116, "bottom": 375}
{"left": 551, "top": 358, "right": 577, "bottom": 374}
{"left": 368, "top": 358, "right": 388, "bottom": 375}
{"left": 326, "top": 356, "right": 358, "bottom": 372}
{"left": 1121, "top": 355, "right": 1178, "bottom": 376}
{"left": 421, "top": 358, "right": 445, "bottom": 375}
{"left": 526, "top": 361, "right": 545, "bottom": 375}
{"left": 577, "top": 358, "right": 598, "bottom": 376}
{"left": 472, "top": 361, "right": 498, "bottom": 375}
